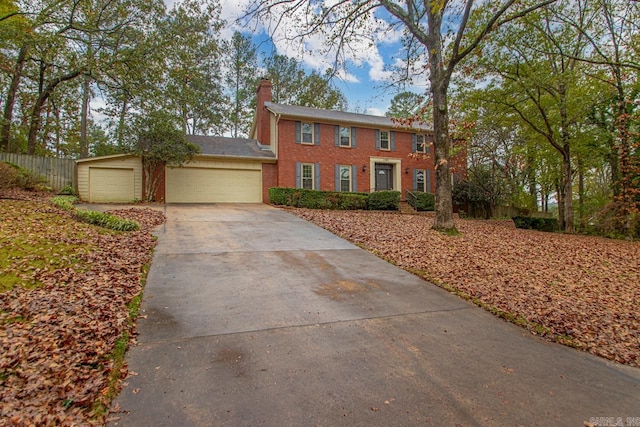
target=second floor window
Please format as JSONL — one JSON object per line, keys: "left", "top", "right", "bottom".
{"left": 416, "top": 135, "right": 426, "bottom": 153}
{"left": 414, "top": 134, "right": 431, "bottom": 154}
{"left": 339, "top": 126, "right": 351, "bottom": 147}
{"left": 380, "top": 131, "right": 390, "bottom": 150}
{"left": 301, "top": 122, "right": 314, "bottom": 144}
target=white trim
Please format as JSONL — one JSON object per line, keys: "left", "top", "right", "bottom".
{"left": 76, "top": 153, "right": 136, "bottom": 163}
{"left": 301, "top": 163, "right": 314, "bottom": 189}
{"left": 379, "top": 130, "right": 390, "bottom": 151}
{"left": 369, "top": 156, "right": 402, "bottom": 192}
{"left": 339, "top": 126, "right": 351, "bottom": 147}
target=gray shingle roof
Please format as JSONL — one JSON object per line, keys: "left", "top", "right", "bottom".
{"left": 186, "top": 135, "right": 275, "bottom": 160}
{"left": 265, "top": 102, "right": 432, "bottom": 131}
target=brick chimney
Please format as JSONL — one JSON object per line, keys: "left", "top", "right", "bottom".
{"left": 256, "top": 79, "right": 272, "bottom": 146}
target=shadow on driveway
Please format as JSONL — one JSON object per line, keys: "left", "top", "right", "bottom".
{"left": 110, "top": 204, "right": 640, "bottom": 426}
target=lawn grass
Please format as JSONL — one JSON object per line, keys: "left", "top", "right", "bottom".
{"left": 0, "top": 195, "right": 162, "bottom": 425}
{"left": 0, "top": 201, "right": 101, "bottom": 291}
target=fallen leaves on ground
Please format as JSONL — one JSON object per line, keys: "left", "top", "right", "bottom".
{"left": 0, "top": 190, "right": 165, "bottom": 425}
{"left": 290, "top": 209, "right": 640, "bottom": 367}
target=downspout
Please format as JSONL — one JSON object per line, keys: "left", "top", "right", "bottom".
{"left": 272, "top": 112, "right": 281, "bottom": 160}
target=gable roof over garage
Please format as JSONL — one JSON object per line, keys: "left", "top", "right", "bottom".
{"left": 186, "top": 135, "right": 276, "bottom": 161}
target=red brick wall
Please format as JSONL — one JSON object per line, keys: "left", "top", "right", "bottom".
{"left": 262, "top": 163, "right": 277, "bottom": 203}
{"left": 142, "top": 161, "right": 166, "bottom": 202}
{"left": 275, "top": 119, "right": 436, "bottom": 195}
{"left": 256, "top": 80, "right": 272, "bottom": 146}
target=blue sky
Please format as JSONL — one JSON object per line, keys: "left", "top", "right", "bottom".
{"left": 248, "top": 33, "right": 401, "bottom": 116}
{"left": 216, "top": 0, "right": 429, "bottom": 117}
{"left": 160, "top": 0, "right": 430, "bottom": 116}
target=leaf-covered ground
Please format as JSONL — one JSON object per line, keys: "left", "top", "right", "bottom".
{"left": 290, "top": 208, "right": 640, "bottom": 368}
{"left": 0, "top": 190, "right": 165, "bottom": 425}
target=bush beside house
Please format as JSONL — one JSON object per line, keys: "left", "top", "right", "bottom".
{"left": 269, "top": 187, "right": 400, "bottom": 210}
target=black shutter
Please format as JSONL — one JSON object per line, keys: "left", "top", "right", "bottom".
{"left": 314, "top": 163, "right": 321, "bottom": 190}
{"left": 314, "top": 123, "right": 320, "bottom": 145}
{"left": 351, "top": 165, "right": 358, "bottom": 192}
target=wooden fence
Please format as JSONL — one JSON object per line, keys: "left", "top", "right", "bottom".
{"left": 0, "top": 153, "right": 76, "bottom": 191}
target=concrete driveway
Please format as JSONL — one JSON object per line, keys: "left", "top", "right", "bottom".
{"left": 110, "top": 204, "right": 640, "bottom": 426}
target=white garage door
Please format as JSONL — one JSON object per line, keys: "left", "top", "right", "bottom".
{"left": 165, "top": 166, "right": 262, "bottom": 203}
{"left": 89, "top": 168, "right": 134, "bottom": 202}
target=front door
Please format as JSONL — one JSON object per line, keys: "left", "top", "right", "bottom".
{"left": 375, "top": 164, "right": 393, "bottom": 191}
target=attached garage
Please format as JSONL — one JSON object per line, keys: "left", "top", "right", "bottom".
{"left": 89, "top": 168, "right": 135, "bottom": 202}
{"left": 165, "top": 159, "right": 262, "bottom": 203}
{"left": 76, "top": 155, "right": 142, "bottom": 203}
{"left": 75, "top": 136, "right": 275, "bottom": 204}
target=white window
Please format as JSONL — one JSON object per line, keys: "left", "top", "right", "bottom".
{"left": 301, "top": 122, "right": 314, "bottom": 144}
{"left": 339, "top": 165, "right": 351, "bottom": 192}
{"left": 302, "top": 163, "right": 314, "bottom": 189}
{"left": 339, "top": 126, "right": 351, "bottom": 147}
{"left": 415, "top": 135, "right": 426, "bottom": 153}
{"left": 380, "top": 131, "right": 390, "bottom": 150}
{"left": 415, "top": 169, "right": 426, "bottom": 192}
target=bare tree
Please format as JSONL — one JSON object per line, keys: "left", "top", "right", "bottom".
{"left": 244, "top": 0, "right": 556, "bottom": 231}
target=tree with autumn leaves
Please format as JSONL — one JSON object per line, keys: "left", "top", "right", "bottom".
{"left": 456, "top": 0, "right": 639, "bottom": 236}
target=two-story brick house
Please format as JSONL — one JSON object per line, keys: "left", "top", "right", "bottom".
{"left": 252, "top": 79, "right": 436, "bottom": 203}
{"left": 76, "top": 79, "right": 443, "bottom": 204}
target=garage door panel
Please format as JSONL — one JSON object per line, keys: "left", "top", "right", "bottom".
{"left": 166, "top": 166, "right": 262, "bottom": 203}
{"left": 89, "top": 168, "right": 134, "bottom": 203}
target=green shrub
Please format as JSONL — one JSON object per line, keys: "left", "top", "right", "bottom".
{"left": 51, "top": 195, "right": 78, "bottom": 211}
{"left": 337, "top": 192, "right": 368, "bottom": 210}
{"left": 512, "top": 216, "right": 559, "bottom": 232}
{"left": 291, "top": 189, "right": 330, "bottom": 209}
{"left": 269, "top": 187, "right": 295, "bottom": 205}
{"left": 0, "top": 162, "right": 19, "bottom": 189}
{"left": 5, "top": 162, "right": 48, "bottom": 190}
{"left": 58, "top": 184, "right": 77, "bottom": 196}
{"left": 368, "top": 191, "right": 401, "bottom": 210}
{"left": 414, "top": 192, "right": 435, "bottom": 211}
{"left": 73, "top": 209, "right": 140, "bottom": 231}
{"left": 268, "top": 187, "right": 368, "bottom": 210}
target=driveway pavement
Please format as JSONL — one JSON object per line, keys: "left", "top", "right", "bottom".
{"left": 110, "top": 204, "right": 640, "bottom": 426}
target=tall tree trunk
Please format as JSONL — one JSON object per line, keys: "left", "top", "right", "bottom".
{"left": 54, "top": 105, "right": 61, "bottom": 157}
{"left": 1, "top": 44, "right": 28, "bottom": 152}
{"left": 556, "top": 178, "right": 565, "bottom": 231}
{"left": 559, "top": 87, "right": 574, "bottom": 232}
{"left": 80, "top": 75, "right": 91, "bottom": 158}
{"left": 117, "top": 98, "right": 129, "bottom": 148}
{"left": 427, "top": 10, "right": 454, "bottom": 231}
{"left": 562, "top": 149, "right": 574, "bottom": 232}
{"left": 27, "top": 69, "right": 84, "bottom": 154}
{"left": 578, "top": 159, "right": 585, "bottom": 231}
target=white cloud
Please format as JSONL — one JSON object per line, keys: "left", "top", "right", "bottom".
{"left": 364, "top": 107, "right": 386, "bottom": 117}
{"left": 225, "top": 0, "right": 397, "bottom": 85}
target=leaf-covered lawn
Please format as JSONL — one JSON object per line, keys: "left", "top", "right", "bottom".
{"left": 0, "top": 192, "right": 165, "bottom": 425}
{"left": 290, "top": 209, "right": 640, "bottom": 368}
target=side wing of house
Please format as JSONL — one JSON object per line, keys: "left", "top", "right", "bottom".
{"left": 76, "top": 155, "right": 143, "bottom": 203}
